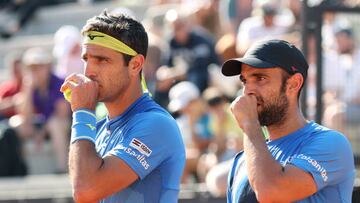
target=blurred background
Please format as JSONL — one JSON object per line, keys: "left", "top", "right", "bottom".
{"left": 0, "top": 0, "right": 359, "bottom": 202}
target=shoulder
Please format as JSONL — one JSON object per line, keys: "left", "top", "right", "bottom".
{"left": 125, "top": 112, "right": 184, "bottom": 156}
{"left": 300, "top": 123, "right": 353, "bottom": 163}
{"left": 134, "top": 111, "right": 176, "bottom": 125}
{"left": 308, "top": 123, "right": 350, "bottom": 147}
{"left": 128, "top": 111, "right": 181, "bottom": 138}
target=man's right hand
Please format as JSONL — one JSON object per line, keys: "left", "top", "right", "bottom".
{"left": 230, "top": 94, "right": 260, "bottom": 130}
{"left": 60, "top": 74, "right": 98, "bottom": 111}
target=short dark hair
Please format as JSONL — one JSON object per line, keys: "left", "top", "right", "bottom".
{"left": 81, "top": 10, "right": 148, "bottom": 65}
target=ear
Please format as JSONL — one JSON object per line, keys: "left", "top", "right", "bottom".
{"left": 128, "top": 54, "right": 145, "bottom": 77}
{"left": 286, "top": 73, "right": 303, "bottom": 95}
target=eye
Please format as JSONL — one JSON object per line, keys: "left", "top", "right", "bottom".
{"left": 97, "top": 56, "right": 110, "bottom": 63}
{"left": 257, "top": 76, "right": 266, "bottom": 81}
{"left": 239, "top": 76, "right": 246, "bottom": 84}
{"left": 81, "top": 55, "right": 88, "bottom": 62}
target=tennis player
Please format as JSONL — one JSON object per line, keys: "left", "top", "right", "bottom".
{"left": 223, "top": 39, "right": 355, "bottom": 203}
{"left": 61, "top": 11, "right": 185, "bottom": 203}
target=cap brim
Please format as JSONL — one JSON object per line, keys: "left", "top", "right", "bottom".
{"left": 221, "top": 57, "right": 276, "bottom": 76}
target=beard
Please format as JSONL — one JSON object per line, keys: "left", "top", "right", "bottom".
{"left": 97, "top": 73, "right": 131, "bottom": 102}
{"left": 257, "top": 84, "right": 289, "bottom": 127}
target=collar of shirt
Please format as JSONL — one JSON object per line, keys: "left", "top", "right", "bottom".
{"left": 105, "top": 93, "right": 151, "bottom": 133}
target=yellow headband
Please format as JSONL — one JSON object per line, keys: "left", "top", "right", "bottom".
{"left": 83, "top": 31, "right": 138, "bottom": 56}
{"left": 83, "top": 31, "right": 151, "bottom": 95}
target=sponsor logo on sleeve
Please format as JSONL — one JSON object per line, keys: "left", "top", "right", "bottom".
{"left": 295, "top": 154, "right": 328, "bottom": 182}
{"left": 114, "top": 144, "right": 150, "bottom": 170}
{"left": 129, "top": 138, "right": 152, "bottom": 157}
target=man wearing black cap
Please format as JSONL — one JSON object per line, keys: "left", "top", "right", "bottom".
{"left": 223, "top": 39, "right": 355, "bottom": 203}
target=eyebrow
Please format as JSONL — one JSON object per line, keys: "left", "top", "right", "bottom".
{"left": 240, "top": 72, "right": 269, "bottom": 80}
{"left": 250, "top": 72, "right": 268, "bottom": 77}
{"left": 81, "top": 53, "right": 110, "bottom": 61}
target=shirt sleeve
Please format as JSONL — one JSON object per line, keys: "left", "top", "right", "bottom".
{"left": 288, "top": 130, "right": 354, "bottom": 191}
{"left": 108, "top": 112, "right": 184, "bottom": 179}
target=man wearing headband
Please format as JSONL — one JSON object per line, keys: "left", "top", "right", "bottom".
{"left": 222, "top": 39, "right": 354, "bottom": 202}
{"left": 61, "top": 11, "right": 185, "bottom": 203}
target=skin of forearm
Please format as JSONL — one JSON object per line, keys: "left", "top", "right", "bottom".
{"left": 242, "top": 123, "right": 284, "bottom": 201}
{"left": 69, "top": 141, "right": 104, "bottom": 193}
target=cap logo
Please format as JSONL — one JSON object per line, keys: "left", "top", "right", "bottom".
{"left": 291, "top": 66, "right": 298, "bottom": 72}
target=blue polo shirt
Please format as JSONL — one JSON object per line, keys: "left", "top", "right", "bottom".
{"left": 227, "top": 121, "right": 355, "bottom": 203}
{"left": 95, "top": 93, "right": 185, "bottom": 203}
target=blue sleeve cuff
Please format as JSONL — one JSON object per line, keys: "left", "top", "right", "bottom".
{"left": 71, "top": 109, "right": 97, "bottom": 144}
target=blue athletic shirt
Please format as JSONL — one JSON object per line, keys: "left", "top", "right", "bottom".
{"left": 95, "top": 93, "right": 185, "bottom": 203}
{"left": 227, "top": 121, "right": 355, "bottom": 203}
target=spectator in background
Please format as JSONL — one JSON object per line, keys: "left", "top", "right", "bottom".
{"left": 0, "top": 0, "right": 74, "bottom": 38}
{"left": 321, "top": 12, "right": 351, "bottom": 52}
{"left": 323, "top": 27, "right": 360, "bottom": 135}
{"left": 53, "top": 25, "right": 83, "bottom": 79}
{"left": 142, "top": 14, "right": 170, "bottom": 95}
{"left": 224, "top": 0, "right": 253, "bottom": 34}
{"left": 165, "top": 9, "right": 220, "bottom": 92}
{"left": 191, "top": 0, "right": 223, "bottom": 40}
{"left": 0, "top": 51, "right": 28, "bottom": 177}
{"left": 236, "top": 0, "right": 292, "bottom": 55}
{"left": 197, "top": 87, "right": 243, "bottom": 182}
{"left": 285, "top": 0, "right": 303, "bottom": 33}
{"left": 168, "top": 81, "right": 213, "bottom": 183}
{"left": 0, "top": 51, "right": 23, "bottom": 120}
{"left": 203, "top": 87, "right": 243, "bottom": 160}
{"left": 18, "top": 47, "right": 70, "bottom": 173}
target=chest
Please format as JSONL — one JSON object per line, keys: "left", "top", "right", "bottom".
{"left": 95, "top": 126, "right": 126, "bottom": 157}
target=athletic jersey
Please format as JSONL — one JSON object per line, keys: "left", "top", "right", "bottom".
{"left": 227, "top": 121, "right": 355, "bottom": 203}
{"left": 95, "top": 93, "right": 185, "bottom": 203}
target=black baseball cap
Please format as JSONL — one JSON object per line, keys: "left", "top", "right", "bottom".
{"left": 221, "top": 39, "right": 309, "bottom": 80}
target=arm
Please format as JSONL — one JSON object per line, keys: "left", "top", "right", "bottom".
{"left": 69, "top": 141, "right": 138, "bottom": 203}
{"left": 61, "top": 74, "right": 138, "bottom": 203}
{"left": 242, "top": 123, "right": 316, "bottom": 202}
{"left": 230, "top": 95, "right": 317, "bottom": 202}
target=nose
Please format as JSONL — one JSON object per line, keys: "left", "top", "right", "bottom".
{"left": 84, "top": 61, "right": 96, "bottom": 78}
{"left": 243, "top": 83, "right": 256, "bottom": 96}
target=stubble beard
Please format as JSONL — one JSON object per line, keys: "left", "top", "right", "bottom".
{"left": 257, "top": 87, "right": 289, "bottom": 127}
{"left": 99, "top": 74, "right": 131, "bottom": 103}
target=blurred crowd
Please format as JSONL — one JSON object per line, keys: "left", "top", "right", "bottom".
{"left": 0, "top": 0, "right": 360, "bottom": 198}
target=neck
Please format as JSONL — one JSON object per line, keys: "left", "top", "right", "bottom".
{"left": 105, "top": 81, "right": 143, "bottom": 119}
{"left": 266, "top": 109, "right": 307, "bottom": 140}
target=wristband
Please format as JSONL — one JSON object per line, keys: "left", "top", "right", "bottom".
{"left": 71, "top": 109, "right": 97, "bottom": 144}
